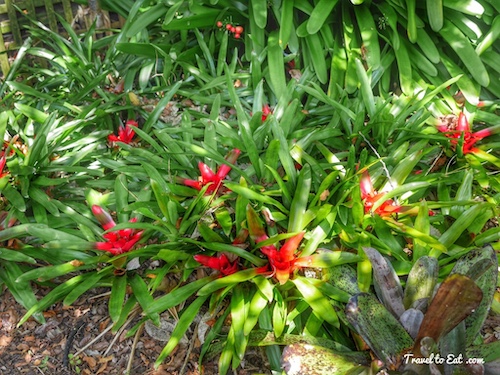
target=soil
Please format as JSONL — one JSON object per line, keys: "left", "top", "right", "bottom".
{"left": 0, "top": 287, "right": 271, "bottom": 375}
{"left": 2, "top": 285, "right": 500, "bottom": 375}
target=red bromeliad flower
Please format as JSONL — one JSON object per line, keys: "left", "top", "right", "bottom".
{"left": 261, "top": 104, "right": 272, "bottom": 122}
{"left": 92, "top": 205, "right": 143, "bottom": 255}
{"left": 259, "top": 232, "right": 305, "bottom": 285}
{"left": 108, "top": 120, "right": 138, "bottom": 146}
{"left": 360, "top": 171, "right": 434, "bottom": 217}
{"left": 360, "top": 170, "right": 401, "bottom": 216}
{"left": 0, "top": 151, "right": 8, "bottom": 178}
{"left": 180, "top": 149, "right": 240, "bottom": 194}
{"left": 437, "top": 112, "right": 494, "bottom": 155}
{"left": 193, "top": 253, "right": 238, "bottom": 276}
{"left": 247, "top": 205, "right": 305, "bottom": 285}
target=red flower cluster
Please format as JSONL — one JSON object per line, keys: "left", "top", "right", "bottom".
{"left": 0, "top": 140, "right": 15, "bottom": 179}
{"left": 193, "top": 207, "right": 307, "bottom": 285}
{"left": 360, "top": 171, "right": 434, "bottom": 217}
{"left": 261, "top": 104, "right": 272, "bottom": 122}
{"left": 193, "top": 230, "right": 249, "bottom": 277}
{"left": 181, "top": 149, "right": 240, "bottom": 195}
{"left": 216, "top": 21, "right": 243, "bottom": 39}
{"left": 194, "top": 253, "right": 238, "bottom": 276}
{"left": 258, "top": 232, "right": 305, "bottom": 285}
{"left": 247, "top": 205, "right": 305, "bottom": 285}
{"left": 437, "top": 112, "right": 492, "bottom": 155}
{"left": 360, "top": 170, "right": 401, "bottom": 216}
{"left": 92, "top": 205, "right": 143, "bottom": 255}
{"left": 0, "top": 151, "right": 7, "bottom": 179}
{"left": 108, "top": 120, "right": 138, "bottom": 146}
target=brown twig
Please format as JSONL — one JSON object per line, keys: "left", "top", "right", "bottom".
{"left": 179, "top": 320, "right": 200, "bottom": 375}
{"left": 125, "top": 323, "right": 144, "bottom": 375}
{"left": 74, "top": 324, "right": 113, "bottom": 357}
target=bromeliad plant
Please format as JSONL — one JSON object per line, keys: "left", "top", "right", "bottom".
{"left": 117, "top": 0, "right": 500, "bottom": 103}
{"left": 91, "top": 205, "right": 144, "bottom": 256}
{"left": 1, "top": 3, "right": 500, "bottom": 375}
{"left": 437, "top": 110, "right": 500, "bottom": 168}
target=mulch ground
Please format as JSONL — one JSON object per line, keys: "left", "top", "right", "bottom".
{"left": 3, "top": 284, "right": 500, "bottom": 375}
{"left": 0, "top": 288, "right": 271, "bottom": 375}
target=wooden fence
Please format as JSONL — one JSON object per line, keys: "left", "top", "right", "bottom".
{"left": 0, "top": 0, "right": 124, "bottom": 76}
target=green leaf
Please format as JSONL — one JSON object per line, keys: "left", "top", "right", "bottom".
{"left": 450, "top": 169, "right": 473, "bottom": 218}
{"left": 109, "top": 274, "right": 128, "bottom": 323}
{"left": 304, "top": 33, "right": 328, "bottom": 84}
{"left": 353, "top": 5, "right": 380, "bottom": 69}
{"left": 231, "top": 286, "right": 248, "bottom": 363}
{"left": 251, "top": 0, "right": 268, "bottom": 29}
{"left": 439, "top": 204, "right": 489, "bottom": 248}
{"left": 114, "top": 174, "right": 129, "bottom": 223}
{"left": 0, "top": 263, "right": 45, "bottom": 323}
{"left": 18, "top": 274, "right": 87, "bottom": 326}
{"left": 142, "top": 81, "right": 183, "bottom": 133}
{"left": 63, "top": 271, "right": 106, "bottom": 306}
{"left": 185, "top": 239, "right": 266, "bottom": 266}
{"left": 14, "top": 103, "right": 49, "bottom": 124}
{"left": 386, "top": 219, "right": 447, "bottom": 254}
{"left": 28, "top": 187, "right": 60, "bottom": 217}
{"left": 155, "top": 295, "right": 209, "bottom": 366}
{"left": 225, "top": 182, "right": 288, "bottom": 214}
{"left": 267, "top": 31, "right": 286, "bottom": 99}
{"left": 129, "top": 274, "right": 160, "bottom": 325}
{"left": 0, "top": 248, "right": 36, "bottom": 264}
{"left": 406, "top": 0, "right": 418, "bottom": 43}
{"left": 2, "top": 184, "right": 26, "bottom": 212}
{"left": 394, "top": 37, "right": 413, "bottom": 95}
{"left": 403, "top": 256, "right": 438, "bottom": 310}
{"left": 372, "top": 182, "right": 431, "bottom": 212}
{"left": 363, "top": 247, "right": 405, "bottom": 318}
{"left": 292, "top": 276, "right": 340, "bottom": 328}
{"left": 16, "top": 261, "right": 91, "bottom": 283}
{"left": 467, "top": 340, "right": 500, "bottom": 363}
{"left": 145, "top": 276, "right": 216, "bottom": 315}
{"left": 346, "top": 293, "right": 414, "bottom": 369}
{"left": 427, "top": 0, "right": 444, "bottom": 31}
{"left": 295, "top": 249, "right": 360, "bottom": 269}
{"left": 307, "top": 0, "right": 338, "bottom": 34}
{"left": 244, "top": 289, "right": 269, "bottom": 335}
{"left": 279, "top": 0, "right": 294, "bottom": 48}
{"left": 288, "top": 165, "right": 311, "bottom": 233}
{"left": 126, "top": 2, "right": 168, "bottom": 37}
{"left": 272, "top": 289, "right": 287, "bottom": 338}
{"left": 439, "top": 19, "right": 489, "bottom": 87}
{"left": 198, "top": 268, "right": 265, "bottom": 296}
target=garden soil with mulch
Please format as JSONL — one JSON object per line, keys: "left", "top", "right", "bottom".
{"left": 2, "top": 284, "right": 500, "bottom": 375}
{"left": 0, "top": 287, "right": 271, "bottom": 375}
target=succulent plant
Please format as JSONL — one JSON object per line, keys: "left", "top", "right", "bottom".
{"left": 281, "top": 246, "right": 500, "bottom": 375}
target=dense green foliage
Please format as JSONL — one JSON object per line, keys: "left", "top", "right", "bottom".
{"left": 0, "top": 0, "right": 499, "bottom": 374}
